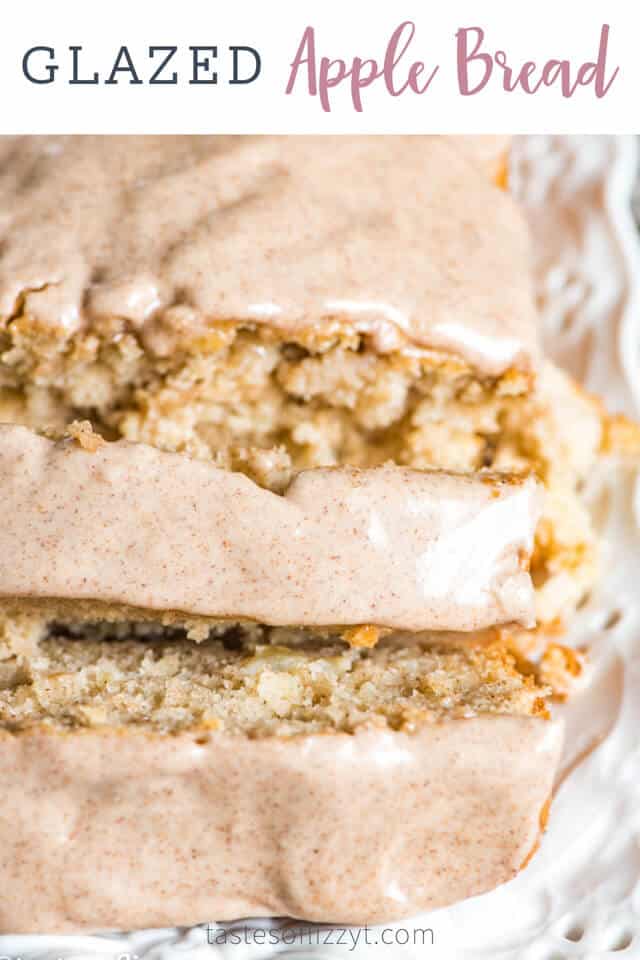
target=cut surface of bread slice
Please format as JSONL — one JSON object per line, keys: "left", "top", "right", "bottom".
{"left": 0, "top": 630, "right": 562, "bottom": 931}
{"left": 0, "top": 137, "right": 536, "bottom": 476}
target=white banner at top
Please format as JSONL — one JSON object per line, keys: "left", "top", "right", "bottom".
{"left": 1, "top": 0, "right": 637, "bottom": 133}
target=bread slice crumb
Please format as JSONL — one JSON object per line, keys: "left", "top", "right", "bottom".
{"left": 67, "top": 420, "right": 106, "bottom": 452}
{"left": 538, "top": 642, "right": 585, "bottom": 700}
{"left": 0, "top": 630, "right": 551, "bottom": 736}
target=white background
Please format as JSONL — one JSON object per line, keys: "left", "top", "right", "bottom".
{"left": 0, "top": 0, "right": 637, "bottom": 132}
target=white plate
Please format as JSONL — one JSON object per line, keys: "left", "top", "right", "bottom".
{"left": 2, "top": 135, "right": 639, "bottom": 960}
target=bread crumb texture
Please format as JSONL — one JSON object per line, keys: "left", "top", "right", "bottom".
{"left": 0, "top": 629, "right": 550, "bottom": 736}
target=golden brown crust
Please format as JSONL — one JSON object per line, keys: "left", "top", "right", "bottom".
{"left": 602, "top": 411, "right": 640, "bottom": 457}
{"left": 538, "top": 643, "right": 586, "bottom": 700}
{"left": 518, "top": 794, "right": 553, "bottom": 870}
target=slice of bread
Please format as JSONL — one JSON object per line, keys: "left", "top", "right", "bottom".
{"left": 0, "top": 425, "right": 541, "bottom": 645}
{"left": 0, "top": 629, "right": 562, "bottom": 932}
